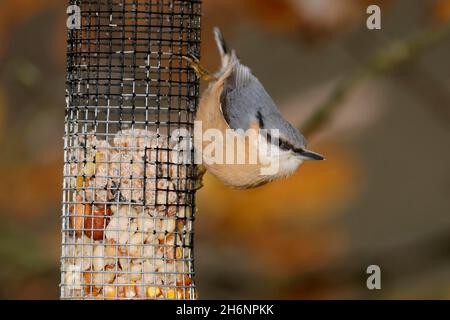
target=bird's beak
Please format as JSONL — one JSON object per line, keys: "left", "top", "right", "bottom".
{"left": 297, "top": 149, "right": 325, "bottom": 160}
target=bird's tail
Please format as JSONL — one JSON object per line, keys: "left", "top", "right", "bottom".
{"left": 213, "top": 27, "right": 235, "bottom": 70}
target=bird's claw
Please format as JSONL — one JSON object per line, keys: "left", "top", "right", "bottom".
{"left": 182, "top": 54, "right": 216, "bottom": 81}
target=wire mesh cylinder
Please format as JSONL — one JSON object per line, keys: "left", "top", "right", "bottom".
{"left": 61, "top": 0, "right": 201, "bottom": 299}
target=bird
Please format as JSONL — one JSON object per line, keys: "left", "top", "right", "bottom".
{"left": 184, "top": 27, "right": 324, "bottom": 189}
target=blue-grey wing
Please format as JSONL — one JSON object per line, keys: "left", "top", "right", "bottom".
{"left": 220, "top": 63, "right": 306, "bottom": 149}
{"left": 221, "top": 64, "right": 277, "bottom": 130}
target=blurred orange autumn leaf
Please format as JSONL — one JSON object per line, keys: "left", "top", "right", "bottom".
{"left": 198, "top": 143, "right": 361, "bottom": 233}
{"left": 248, "top": 224, "right": 348, "bottom": 272}
{"left": 196, "top": 143, "right": 358, "bottom": 271}
{"left": 0, "top": 160, "right": 62, "bottom": 219}
{"left": 0, "top": 0, "right": 62, "bottom": 59}
{"left": 433, "top": 0, "right": 450, "bottom": 22}
{"left": 204, "top": 0, "right": 391, "bottom": 41}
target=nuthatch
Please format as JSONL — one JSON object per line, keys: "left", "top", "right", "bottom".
{"left": 185, "top": 28, "right": 324, "bottom": 189}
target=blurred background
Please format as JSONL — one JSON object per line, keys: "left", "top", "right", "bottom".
{"left": 0, "top": 0, "right": 449, "bottom": 299}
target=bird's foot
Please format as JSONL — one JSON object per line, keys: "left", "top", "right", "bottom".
{"left": 182, "top": 54, "right": 216, "bottom": 81}
{"left": 193, "top": 164, "right": 206, "bottom": 190}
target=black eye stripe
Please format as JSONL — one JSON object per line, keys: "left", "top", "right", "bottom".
{"left": 256, "top": 110, "right": 264, "bottom": 128}
{"left": 265, "top": 131, "right": 299, "bottom": 152}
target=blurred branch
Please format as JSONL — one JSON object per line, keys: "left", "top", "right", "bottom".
{"left": 301, "top": 22, "right": 450, "bottom": 137}
{"left": 393, "top": 62, "right": 450, "bottom": 126}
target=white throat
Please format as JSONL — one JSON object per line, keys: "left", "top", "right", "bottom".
{"left": 257, "top": 135, "right": 303, "bottom": 178}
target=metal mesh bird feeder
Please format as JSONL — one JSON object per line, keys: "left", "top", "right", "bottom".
{"left": 61, "top": 0, "right": 201, "bottom": 299}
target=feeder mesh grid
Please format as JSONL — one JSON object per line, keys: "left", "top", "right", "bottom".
{"left": 61, "top": 0, "right": 201, "bottom": 300}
